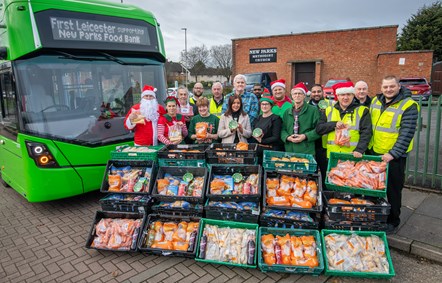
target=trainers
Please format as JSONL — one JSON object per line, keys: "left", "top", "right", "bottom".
{"left": 386, "top": 224, "right": 398, "bottom": 235}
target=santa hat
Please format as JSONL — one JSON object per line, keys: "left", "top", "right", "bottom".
{"left": 333, "top": 81, "right": 355, "bottom": 95}
{"left": 141, "top": 85, "right": 157, "bottom": 98}
{"left": 270, "top": 79, "right": 286, "bottom": 90}
{"left": 292, "top": 82, "right": 308, "bottom": 95}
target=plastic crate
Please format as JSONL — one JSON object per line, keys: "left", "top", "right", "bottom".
{"left": 157, "top": 144, "right": 208, "bottom": 159}
{"left": 263, "top": 150, "right": 317, "bottom": 173}
{"left": 99, "top": 194, "right": 153, "bottom": 213}
{"left": 206, "top": 164, "right": 262, "bottom": 202}
{"left": 204, "top": 199, "right": 260, "bottom": 223}
{"left": 323, "top": 215, "right": 388, "bottom": 231}
{"left": 100, "top": 160, "right": 157, "bottom": 194}
{"left": 137, "top": 214, "right": 201, "bottom": 258}
{"left": 321, "top": 229, "right": 395, "bottom": 279}
{"left": 195, "top": 218, "right": 259, "bottom": 268}
{"left": 110, "top": 145, "right": 164, "bottom": 161}
{"left": 259, "top": 211, "right": 320, "bottom": 229}
{"left": 206, "top": 143, "right": 258, "bottom": 164}
{"left": 325, "top": 152, "right": 388, "bottom": 198}
{"left": 151, "top": 202, "right": 204, "bottom": 217}
{"left": 258, "top": 227, "right": 324, "bottom": 275}
{"left": 85, "top": 211, "right": 146, "bottom": 252}
{"left": 263, "top": 170, "right": 323, "bottom": 213}
{"left": 323, "top": 191, "right": 390, "bottom": 222}
{"left": 152, "top": 166, "right": 209, "bottom": 203}
{"left": 158, "top": 159, "right": 206, "bottom": 167}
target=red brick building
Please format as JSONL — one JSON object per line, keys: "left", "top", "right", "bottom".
{"left": 232, "top": 25, "right": 433, "bottom": 95}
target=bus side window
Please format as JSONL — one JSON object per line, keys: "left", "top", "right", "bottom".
{"left": 0, "top": 70, "right": 18, "bottom": 135}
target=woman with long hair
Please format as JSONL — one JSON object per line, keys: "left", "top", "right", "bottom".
{"left": 217, "top": 95, "right": 252, "bottom": 143}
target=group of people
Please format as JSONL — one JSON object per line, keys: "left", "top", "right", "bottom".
{"left": 124, "top": 74, "right": 419, "bottom": 234}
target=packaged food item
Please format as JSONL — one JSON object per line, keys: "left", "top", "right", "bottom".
{"left": 195, "top": 122, "right": 209, "bottom": 139}
{"left": 328, "top": 160, "right": 388, "bottom": 190}
{"left": 267, "top": 175, "right": 319, "bottom": 209}
{"left": 334, "top": 125, "right": 351, "bottom": 147}
{"left": 91, "top": 218, "right": 141, "bottom": 251}
{"left": 236, "top": 141, "right": 248, "bottom": 150}
{"left": 168, "top": 123, "right": 182, "bottom": 143}
{"left": 252, "top": 128, "right": 263, "bottom": 138}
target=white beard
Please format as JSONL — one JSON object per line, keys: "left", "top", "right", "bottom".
{"left": 140, "top": 99, "right": 159, "bottom": 122}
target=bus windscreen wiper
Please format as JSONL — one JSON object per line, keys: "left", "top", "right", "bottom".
{"left": 99, "top": 52, "right": 149, "bottom": 66}
{"left": 56, "top": 51, "right": 107, "bottom": 61}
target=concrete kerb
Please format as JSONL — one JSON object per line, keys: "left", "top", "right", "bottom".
{"left": 388, "top": 235, "right": 442, "bottom": 264}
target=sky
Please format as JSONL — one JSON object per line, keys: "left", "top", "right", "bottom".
{"left": 109, "top": 0, "right": 436, "bottom": 62}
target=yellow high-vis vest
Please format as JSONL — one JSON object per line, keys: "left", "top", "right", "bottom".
{"left": 325, "top": 105, "right": 367, "bottom": 157}
{"left": 209, "top": 98, "right": 223, "bottom": 118}
{"left": 369, "top": 97, "right": 418, "bottom": 154}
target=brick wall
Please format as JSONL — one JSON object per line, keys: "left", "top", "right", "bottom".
{"left": 232, "top": 25, "right": 431, "bottom": 97}
{"left": 376, "top": 51, "right": 433, "bottom": 93}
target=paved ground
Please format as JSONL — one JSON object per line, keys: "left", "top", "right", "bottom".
{"left": 1, "top": 185, "right": 442, "bottom": 283}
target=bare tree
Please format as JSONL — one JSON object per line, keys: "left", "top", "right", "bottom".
{"left": 210, "top": 44, "right": 232, "bottom": 82}
{"left": 180, "top": 45, "right": 210, "bottom": 82}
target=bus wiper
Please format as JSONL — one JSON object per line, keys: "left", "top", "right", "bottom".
{"left": 56, "top": 51, "right": 107, "bottom": 61}
{"left": 99, "top": 52, "right": 150, "bottom": 66}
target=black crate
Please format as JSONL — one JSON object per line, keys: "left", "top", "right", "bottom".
{"left": 137, "top": 214, "right": 201, "bottom": 258}
{"left": 157, "top": 144, "right": 208, "bottom": 159}
{"left": 259, "top": 210, "right": 320, "bottom": 229}
{"left": 152, "top": 166, "right": 208, "bottom": 204}
{"left": 151, "top": 202, "right": 204, "bottom": 217}
{"left": 85, "top": 211, "right": 146, "bottom": 252}
{"left": 206, "top": 164, "right": 262, "bottom": 202}
{"left": 100, "top": 160, "right": 157, "bottom": 194}
{"left": 263, "top": 170, "right": 323, "bottom": 213}
{"left": 323, "top": 215, "right": 388, "bottom": 231}
{"left": 99, "top": 194, "right": 153, "bottom": 213}
{"left": 323, "top": 191, "right": 390, "bottom": 222}
{"left": 204, "top": 199, "right": 260, "bottom": 223}
{"left": 206, "top": 143, "right": 258, "bottom": 164}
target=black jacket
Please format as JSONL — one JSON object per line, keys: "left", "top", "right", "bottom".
{"left": 316, "top": 100, "right": 372, "bottom": 154}
{"left": 373, "top": 86, "right": 418, "bottom": 158}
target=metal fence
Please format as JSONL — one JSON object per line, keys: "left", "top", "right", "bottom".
{"left": 405, "top": 95, "right": 442, "bottom": 190}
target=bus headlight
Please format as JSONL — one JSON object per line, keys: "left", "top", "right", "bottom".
{"left": 25, "top": 141, "right": 60, "bottom": 168}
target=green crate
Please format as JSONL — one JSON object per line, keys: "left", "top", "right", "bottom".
{"left": 195, "top": 218, "right": 258, "bottom": 268}
{"left": 263, "top": 150, "right": 317, "bottom": 173}
{"left": 110, "top": 145, "right": 164, "bottom": 161}
{"left": 158, "top": 159, "right": 206, "bottom": 167}
{"left": 258, "top": 227, "right": 324, "bottom": 275}
{"left": 325, "top": 152, "right": 388, "bottom": 198}
{"left": 321, "top": 229, "right": 395, "bottom": 279}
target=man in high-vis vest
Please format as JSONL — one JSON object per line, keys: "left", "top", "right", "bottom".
{"left": 209, "top": 82, "right": 224, "bottom": 118}
{"left": 369, "top": 75, "right": 419, "bottom": 234}
{"left": 316, "top": 81, "right": 372, "bottom": 159}
{"left": 308, "top": 84, "right": 335, "bottom": 189}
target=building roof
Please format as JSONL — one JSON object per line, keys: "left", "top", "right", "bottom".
{"left": 231, "top": 25, "right": 399, "bottom": 41}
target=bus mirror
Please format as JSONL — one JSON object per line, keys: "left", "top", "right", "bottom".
{"left": 0, "top": 47, "right": 7, "bottom": 60}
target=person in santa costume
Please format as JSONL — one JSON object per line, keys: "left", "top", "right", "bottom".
{"left": 270, "top": 79, "right": 292, "bottom": 118}
{"left": 124, "top": 85, "right": 166, "bottom": 146}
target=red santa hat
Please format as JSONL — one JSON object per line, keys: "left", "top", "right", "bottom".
{"left": 333, "top": 81, "right": 355, "bottom": 95}
{"left": 270, "top": 79, "right": 286, "bottom": 90}
{"left": 262, "top": 87, "right": 271, "bottom": 96}
{"left": 141, "top": 85, "right": 157, "bottom": 98}
{"left": 292, "top": 82, "right": 308, "bottom": 95}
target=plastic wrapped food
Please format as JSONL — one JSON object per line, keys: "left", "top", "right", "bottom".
{"left": 328, "top": 160, "right": 388, "bottom": 190}
{"left": 195, "top": 122, "right": 208, "bottom": 139}
{"left": 144, "top": 220, "right": 199, "bottom": 252}
{"left": 91, "top": 218, "right": 141, "bottom": 251}
{"left": 334, "top": 125, "right": 351, "bottom": 147}
{"left": 267, "top": 175, "right": 319, "bottom": 208}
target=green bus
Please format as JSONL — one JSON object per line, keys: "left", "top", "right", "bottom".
{"left": 0, "top": 0, "right": 167, "bottom": 201}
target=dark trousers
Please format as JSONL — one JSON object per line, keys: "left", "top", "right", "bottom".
{"left": 386, "top": 157, "right": 407, "bottom": 226}
{"left": 315, "top": 145, "right": 328, "bottom": 190}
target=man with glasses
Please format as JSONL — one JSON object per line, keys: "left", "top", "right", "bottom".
{"left": 252, "top": 83, "right": 263, "bottom": 100}
{"left": 281, "top": 82, "right": 320, "bottom": 154}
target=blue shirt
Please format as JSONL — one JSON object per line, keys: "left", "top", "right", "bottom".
{"left": 222, "top": 91, "right": 259, "bottom": 127}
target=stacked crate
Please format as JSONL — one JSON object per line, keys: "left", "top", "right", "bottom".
{"left": 323, "top": 152, "right": 390, "bottom": 231}
{"left": 260, "top": 150, "right": 322, "bottom": 229}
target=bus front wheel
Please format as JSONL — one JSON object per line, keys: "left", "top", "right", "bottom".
{"left": 0, "top": 172, "right": 10, "bottom": 188}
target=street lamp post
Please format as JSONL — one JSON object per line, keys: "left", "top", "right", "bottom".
{"left": 181, "top": 27, "right": 187, "bottom": 87}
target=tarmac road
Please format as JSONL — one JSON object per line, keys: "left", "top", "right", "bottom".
{"left": 1, "top": 185, "right": 442, "bottom": 283}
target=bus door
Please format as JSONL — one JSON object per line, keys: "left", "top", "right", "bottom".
{"left": 0, "top": 66, "right": 24, "bottom": 192}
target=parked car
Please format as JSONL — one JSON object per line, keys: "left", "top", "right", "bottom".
{"left": 323, "top": 78, "right": 348, "bottom": 100}
{"left": 167, "top": 87, "right": 178, "bottom": 97}
{"left": 243, "top": 72, "right": 277, "bottom": 93}
{"left": 399, "top": 77, "right": 432, "bottom": 102}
